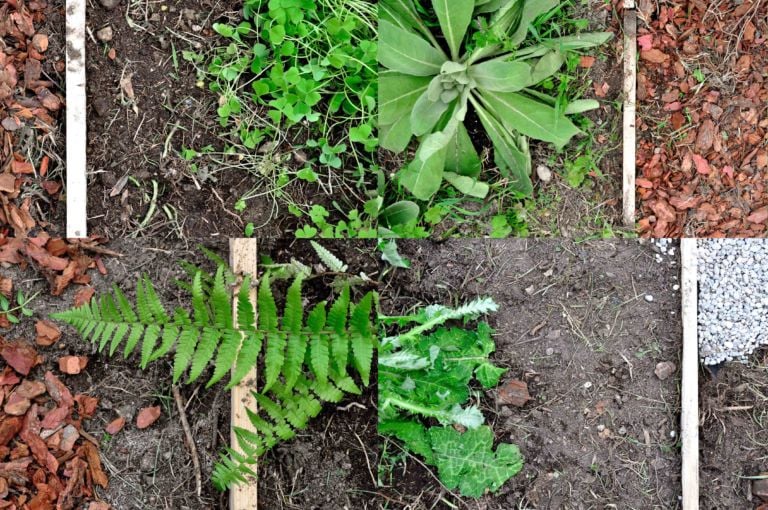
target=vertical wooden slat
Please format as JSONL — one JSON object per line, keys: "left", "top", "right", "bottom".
{"left": 65, "top": 0, "right": 87, "bottom": 237}
{"left": 623, "top": 2, "right": 637, "bottom": 228}
{"left": 680, "top": 238, "right": 699, "bottom": 509}
{"left": 229, "top": 238, "right": 259, "bottom": 509}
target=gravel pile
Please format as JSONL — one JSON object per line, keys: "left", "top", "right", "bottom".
{"left": 698, "top": 239, "right": 768, "bottom": 365}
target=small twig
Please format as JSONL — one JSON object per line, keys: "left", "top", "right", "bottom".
{"left": 172, "top": 385, "right": 202, "bottom": 498}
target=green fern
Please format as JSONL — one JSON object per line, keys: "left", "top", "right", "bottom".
{"left": 51, "top": 262, "right": 377, "bottom": 491}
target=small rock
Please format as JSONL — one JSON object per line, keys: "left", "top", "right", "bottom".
{"left": 31, "top": 34, "right": 48, "bottom": 53}
{"left": 92, "top": 97, "right": 112, "bottom": 118}
{"left": 583, "top": 381, "right": 593, "bottom": 389}
{"left": 654, "top": 361, "right": 676, "bottom": 380}
{"left": 96, "top": 26, "right": 114, "bottom": 43}
{"left": 644, "top": 294, "right": 654, "bottom": 302}
{"left": 99, "top": 0, "right": 121, "bottom": 10}
{"left": 496, "top": 379, "right": 531, "bottom": 407}
{"left": 536, "top": 165, "right": 552, "bottom": 183}
{"left": 545, "top": 347, "right": 554, "bottom": 356}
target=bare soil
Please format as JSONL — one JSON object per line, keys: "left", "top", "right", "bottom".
{"left": 700, "top": 356, "right": 768, "bottom": 510}
{"left": 379, "top": 239, "right": 683, "bottom": 509}
{"left": 84, "top": 0, "right": 285, "bottom": 239}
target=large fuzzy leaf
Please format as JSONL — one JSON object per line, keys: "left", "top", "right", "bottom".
{"left": 379, "top": 71, "right": 431, "bottom": 126}
{"left": 380, "top": 114, "right": 414, "bottom": 152}
{"left": 397, "top": 144, "right": 447, "bottom": 200}
{"left": 472, "top": 97, "right": 532, "bottom": 196}
{"left": 443, "top": 172, "right": 489, "bottom": 198}
{"left": 378, "top": 19, "right": 446, "bottom": 76}
{"left": 429, "top": 426, "right": 524, "bottom": 497}
{"left": 469, "top": 60, "right": 533, "bottom": 92}
{"left": 479, "top": 89, "right": 581, "bottom": 149}
{"left": 444, "top": 123, "right": 481, "bottom": 178}
{"left": 432, "top": 0, "right": 474, "bottom": 60}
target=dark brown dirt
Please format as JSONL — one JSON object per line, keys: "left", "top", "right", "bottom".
{"left": 84, "top": 0, "right": 284, "bottom": 239}
{"left": 379, "top": 239, "right": 683, "bottom": 509}
{"left": 700, "top": 356, "right": 768, "bottom": 510}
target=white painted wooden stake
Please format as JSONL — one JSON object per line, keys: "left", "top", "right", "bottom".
{"left": 65, "top": 0, "right": 87, "bottom": 237}
{"left": 680, "top": 238, "right": 699, "bottom": 509}
{"left": 229, "top": 238, "right": 259, "bottom": 509}
{"left": 622, "top": 2, "right": 637, "bottom": 228}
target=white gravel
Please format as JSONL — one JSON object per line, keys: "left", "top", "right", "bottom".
{"left": 698, "top": 239, "right": 768, "bottom": 365}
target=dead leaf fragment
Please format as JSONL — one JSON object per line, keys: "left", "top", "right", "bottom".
{"left": 105, "top": 416, "right": 126, "bottom": 435}
{"left": 640, "top": 49, "right": 668, "bottom": 63}
{"left": 35, "top": 319, "right": 61, "bottom": 346}
{"left": 136, "top": 405, "right": 162, "bottom": 429}
{"left": 496, "top": 379, "right": 531, "bottom": 407}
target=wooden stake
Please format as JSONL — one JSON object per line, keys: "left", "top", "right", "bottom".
{"left": 229, "top": 238, "right": 259, "bottom": 509}
{"left": 65, "top": 0, "right": 87, "bottom": 238}
{"left": 680, "top": 238, "right": 699, "bottom": 509}
{"left": 622, "top": 3, "right": 637, "bottom": 228}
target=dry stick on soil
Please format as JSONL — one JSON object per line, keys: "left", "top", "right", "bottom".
{"left": 172, "top": 385, "right": 203, "bottom": 497}
{"left": 622, "top": 0, "right": 637, "bottom": 227}
{"left": 680, "top": 238, "right": 699, "bottom": 509}
{"left": 229, "top": 238, "right": 259, "bottom": 509}
{"left": 65, "top": 0, "right": 87, "bottom": 237}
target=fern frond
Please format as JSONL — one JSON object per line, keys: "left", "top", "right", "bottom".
{"left": 211, "top": 266, "right": 232, "bottom": 329}
{"left": 188, "top": 327, "right": 221, "bottom": 382}
{"left": 310, "top": 241, "right": 348, "bottom": 273}
{"left": 227, "top": 331, "right": 261, "bottom": 389}
{"left": 328, "top": 286, "right": 350, "bottom": 376}
{"left": 53, "top": 259, "right": 379, "bottom": 494}
{"left": 282, "top": 277, "right": 305, "bottom": 390}
{"left": 236, "top": 275, "right": 255, "bottom": 331}
{"left": 350, "top": 292, "right": 374, "bottom": 386}
{"left": 263, "top": 331, "right": 286, "bottom": 391}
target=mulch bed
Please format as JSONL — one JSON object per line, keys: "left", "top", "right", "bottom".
{"left": 636, "top": 0, "right": 768, "bottom": 237}
{"left": 0, "top": 0, "right": 65, "bottom": 239}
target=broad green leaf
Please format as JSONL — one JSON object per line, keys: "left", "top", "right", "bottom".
{"left": 469, "top": 60, "right": 533, "bottom": 92}
{"left": 381, "top": 0, "right": 430, "bottom": 39}
{"left": 509, "top": 0, "right": 559, "bottom": 46}
{"left": 444, "top": 123, "right": 481, "bottom": 178}
{"left": 380, "top": 72, "right": 431, "bottom": 125}
{"left": 443, "top": 172, "right": 489, "bottom": 198}
{"left": 429, "top": 426, "right": 524, "bottom": 498}
{"left": 530, "top": 50, "right": 564, "bottom": 83}
{"left": 379, "top": 20, "right": 446, "bottom": 76}
{"left": 475, "top": 362, "right": 507, "bottom": 388}
{"left": 380, "top": 201, "right": 420, "bottom": 227}
{"left": 564, "top": 99, "right": 600, "bottom": 115}
{"left": 398, "top": 145, "right": 447, "bottom": 200}
{"left": 432, "top": 0, "right": 474, "bottom": 60}
{"left": 379, "top": 419, "right": 435, "bottom": 464}
{"left": 380, "top": 115, "right": 414, "bottom": 153}
{"left": 410, "top": 84, "right": 452, "bottom": 136}
{"left": 480, "top": 90, "right": 581, "bottom": 149}
{"left": 472, "top": 98, "right": 532, "bottom": 196}
{"left": 419, "top": 89, "right": 470, "bottom": 161}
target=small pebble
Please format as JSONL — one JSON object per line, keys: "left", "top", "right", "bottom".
{"left": 96, "top": 26, "right": 114, "bottom": 42}
{"left": 644, "top": 294, "right": 654, "bottom": 302}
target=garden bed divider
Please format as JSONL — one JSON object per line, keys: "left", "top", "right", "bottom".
{"left": 229, "top": 238, "right": 259, "bottom": 508}
{"left": 622, "top": 0, "right": 637, "bottom": 227}
{"left": 65, "top": 0, "right": 87, "bottom": 238}
{"left": 680, "top": 238, "right": 699, "bottom": 509}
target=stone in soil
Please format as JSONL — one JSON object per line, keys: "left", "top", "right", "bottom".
{"left": 96, "top": 26, "right": 114, "bottom": 42}
{"left": 99, "top": 0, "right": 121, "bottom": 10}
{"left": 654, "top": 361, "right": 676, "bottom": 380}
